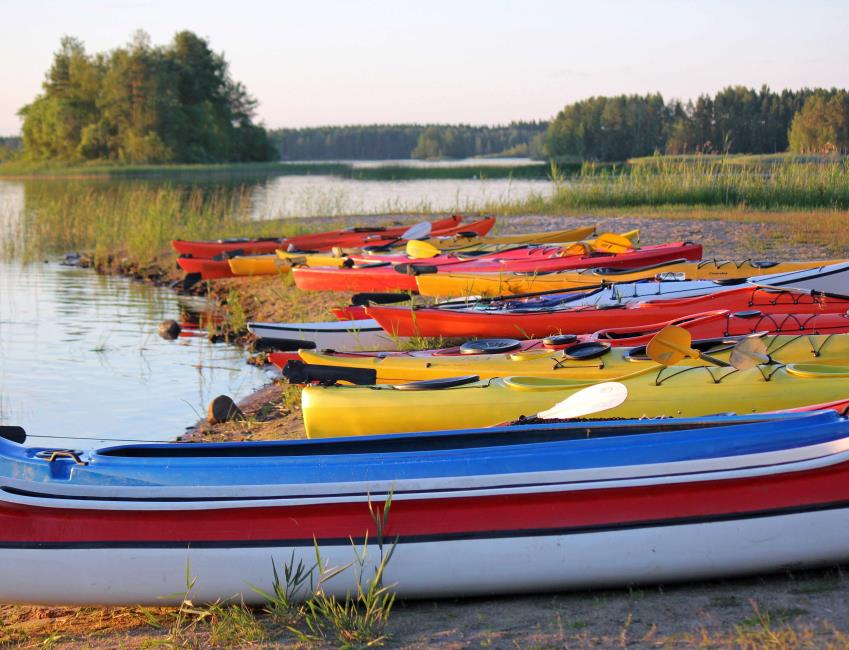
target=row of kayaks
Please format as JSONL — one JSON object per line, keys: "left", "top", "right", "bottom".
{"left": 6, "top": 219, "right": 849, "bottom": 607}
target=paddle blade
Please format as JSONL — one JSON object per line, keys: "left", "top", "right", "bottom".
{"left": 536, "top": 382, "right": 628, "bottom": 420}
{"left": 729, "top": 336, "right": 771, "bottom": 370}
{"left": 562, "top": 241, "right": 591, "bottom": 256}
{"left": 592, "top": 232, "right": 635, "bottom": 253}
{"left": 401, "top": 221, "right": 432, "bottom": 241}
{"left": 405, "top": 239, "right": 442, "bottom": 259}
{"left": 646, "top": 325, "right": 693, "bottom": 366}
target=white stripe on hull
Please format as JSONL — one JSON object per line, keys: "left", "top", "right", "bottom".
{"left": 5, "top": 507, "right": 849, "bottom": 605}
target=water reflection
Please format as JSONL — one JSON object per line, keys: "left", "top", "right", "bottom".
{"left": 0, "top": 261, "right": 270, "bottom": 448}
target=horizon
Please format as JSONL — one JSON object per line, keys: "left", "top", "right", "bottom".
{"left": 1, "top": 0, "right": 847, "bottom": 137}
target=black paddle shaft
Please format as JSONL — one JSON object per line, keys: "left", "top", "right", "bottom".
{"left": 283, "top": 360, "right": 377, "bottom": 386}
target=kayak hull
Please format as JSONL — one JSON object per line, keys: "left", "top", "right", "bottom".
{"left": 297, "top": 330, "right": 849, "bottom": 383}
{"left": 3, "top": 411, "right": 849, "bottom": 603}
{"left": 248, "top": 318, "right": 407, "bottom": 351}
{"left": 367, "top": 287, "right": 849, "bottom": 339}
{"left": 417, "top": 259, "right": 846, "bottom": 297}
{"left": 171, "top": 215, "right": 470, "bottom": 258}
{"left": 293, "top": 242, "right": 703, "bottom": 293}
{"left": 303, "top": 364, "right": 849, "bottom": 437}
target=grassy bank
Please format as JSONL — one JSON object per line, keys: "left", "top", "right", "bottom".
{"left": 2, "top": 183, "right": 326, "bottom": 264}
{"left": 532, "top": 158, "right": 849, "bottom": 210}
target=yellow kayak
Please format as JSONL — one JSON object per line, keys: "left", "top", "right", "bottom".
{"left": 299, "top": 333, "right": 849, "bottom": 384}
{"left": 302, "top": 363, "right": 849, "bottom": 438}
{"left": 415, "top": 259, "right": 845, "bottom": 297}
{"left": 228, "top": 254, "right": 287, "bottom": 276}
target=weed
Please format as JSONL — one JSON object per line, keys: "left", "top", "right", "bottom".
{"left": 294, "top": 492, "right": 397, "bottom": 648}
{"left": 207, "top": 602, "right": 265, "bottom": 648}
{"left": 251, "top": 553, "right": 316, "bottom": 626}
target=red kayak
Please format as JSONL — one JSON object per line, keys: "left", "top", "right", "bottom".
{"left": 172, "top": 215, "right": 492, "bottom": 258}
{"left": 175, "top": 216, "right": 496, "bottom": 280}
{"left": 293, "top": 241, "right": 703, "bottom": 293}
{"left": 367, "top": 286, "right": 849, "bottom": 339}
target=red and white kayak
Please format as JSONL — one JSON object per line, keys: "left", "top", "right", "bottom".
{"left": 293, "top": 241, "right": 703, "bottom": 293}
{"left": 2, "top": 411, "right": 849, "bottom": 604}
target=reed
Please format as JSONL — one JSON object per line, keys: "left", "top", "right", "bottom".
{"left": 543, "top": 158, "right": 849, "bottom": 210}
{"left": 10, "top": 182, "right": 306, "bottom": 264}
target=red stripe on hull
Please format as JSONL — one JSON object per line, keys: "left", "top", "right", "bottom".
{"left": 4, "top": 458, "right": 849, "bottom": 545}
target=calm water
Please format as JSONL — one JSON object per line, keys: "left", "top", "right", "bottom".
{"left": 249, "top": 174, "right": 550, "bottom": 219}
{"left": 0, "top": 163, "right": 554, "bottom": 448}
{"left": 0, "top": 260, "right": 270, "bottom": 448}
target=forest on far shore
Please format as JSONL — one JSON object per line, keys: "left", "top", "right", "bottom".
{"left": 269, "top": 87, "right": 849, "bottom": 162}
{"left": 6, "top": 30, "right": 847, "bottom": 166}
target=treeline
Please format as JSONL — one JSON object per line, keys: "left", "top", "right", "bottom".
{"left": 269, "top": 122, "right": 548, "bottom": 160}
{"left": 546, "top": 86, "right": 849, "bottom": 161}
{"left": 0, "top": 136, "right": 20, "bottom": 162}
{"left": 18, "top": 32, "right": 275, "bottom": 164}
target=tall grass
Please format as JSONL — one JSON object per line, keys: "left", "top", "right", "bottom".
{"left": 10, "top": 182, "right": 310, "bottom": 264}
{"left": 545, "top": 158, "right": 849, "bottom": 210}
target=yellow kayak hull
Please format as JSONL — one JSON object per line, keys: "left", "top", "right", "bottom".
{"left": 228, "top": 254, "right": 289, "bottom": 276}
{"left": 416, "top": 259, "right": 845, "bottom": 297}
{"left": 299, "top": 334, "right": 849, "bottom": 384}
{"left": 303, "top": 363, "right": 849, "bottom": 438}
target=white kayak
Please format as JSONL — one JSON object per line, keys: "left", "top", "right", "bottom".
{"left": 248, "top": 318, "right": 409, "bottom": 351}
{"left": 749, "top": 262, "right": 849, "bottom": 298}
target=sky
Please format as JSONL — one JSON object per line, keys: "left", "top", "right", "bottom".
{"left": 0, "top": 0, "right": 847, "bottom": 135}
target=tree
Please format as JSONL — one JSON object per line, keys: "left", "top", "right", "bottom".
{"left": 788, "top": 90, "right": 849, "bottom": 154}
{"left": 18, "top": 31, "right": 275, "bottom": 163}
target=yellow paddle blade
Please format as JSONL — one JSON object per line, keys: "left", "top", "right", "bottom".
{"left": 406, "top": 239, "right": 442, "bottom": 259}
{"left": 592, "top": 232, "right": 636, "bottom": 253}
{"left": 562, "top": 241, "right": 592, "bottom": 256}
{"left": 645, "top": 325, "right": 695, "bottom": 366}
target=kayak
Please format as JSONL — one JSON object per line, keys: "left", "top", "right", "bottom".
{"left": 292, "top": 241, "right": 703, "bottom": 293}
{"left": 302, "top": 363, "right": 849, "bottom": 437}
{"left": 296, "top": 331, "right": 849, "bottom": 383}
{"left": 416, "top": 259, "right": 845, "bottom": 298}
{"left": 178, "top": 216, "right": 498, "bottom": 280}
{"left": 232, "top": 224, "right": 600, "bottom": 277}
{"left": 171, "top": 215, "right": 481, "bottom": 258}
{"left": 749, "top": 261, "right": 849, "bottom": 298}
{"left": 3, "top": 410, "right": 849, "bottom": 604}
{"left": 367, "top": 285, "right": 849, "bottom": 339}
{"left": 271, "top": 224, "right": 603, "bottom": 270}
{"left": 248, "top": 318, "right": 408, "bottom": 351}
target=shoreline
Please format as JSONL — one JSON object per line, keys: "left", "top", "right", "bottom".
{"left": 6, "top": 210, "right": 849, "bottom": 647}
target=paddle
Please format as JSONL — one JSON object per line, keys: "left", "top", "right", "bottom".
{"left": 406, "top": 239, "right": 443, "bottom": 259}
{"left": 591, "top": 232, "right": 636, "bottom": 254}
{"left": 728, "top": 335, "right": 772, "bottom": 370}
{"left": 0, "top": 425, "right": 26, "bottom": 444}
{"left": 535, "top": 382, "right": 629, "bottom": 419}
{"left": 646, "top": 325, "right": 731, "bottom": 367}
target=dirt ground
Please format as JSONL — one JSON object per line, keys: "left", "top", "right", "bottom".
{"left": 3, "top": 211, "right": 848, "bottom": 649}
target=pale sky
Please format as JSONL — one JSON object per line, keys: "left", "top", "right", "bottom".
{"left": 0, "top": 0, "right": 847, "bottom": 135}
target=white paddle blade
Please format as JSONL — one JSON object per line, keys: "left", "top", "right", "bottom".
{"left": 729, "top": 336, "right": 771, "bottom": 370}
{"left": 536, "top": 382, "right": 629, "bottom": 420}
{"left": 401, "top": 221, "right": 433, "bottom": 241}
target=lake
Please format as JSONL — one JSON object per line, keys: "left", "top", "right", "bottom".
{"left": 0, "top": 161, "right": 555, "bottom": 447}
